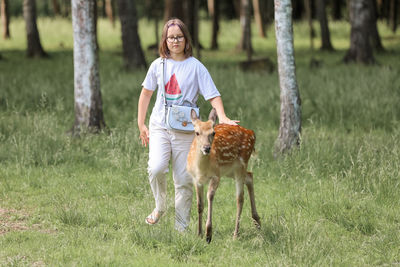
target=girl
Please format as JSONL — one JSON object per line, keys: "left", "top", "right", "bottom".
{"left": 138, "top": 18, "right": 237, "bottom": 231}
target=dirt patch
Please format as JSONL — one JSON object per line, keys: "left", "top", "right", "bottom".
{"left": 0, "top": 208, "right": 49, "bottom": 235}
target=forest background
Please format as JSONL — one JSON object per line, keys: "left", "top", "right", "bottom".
{"left": 1, "top": 0, "right": 400, "bottom": 266}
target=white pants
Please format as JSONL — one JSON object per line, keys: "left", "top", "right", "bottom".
{"left": 148, "top": 122, "right": 195, "bottom": 231}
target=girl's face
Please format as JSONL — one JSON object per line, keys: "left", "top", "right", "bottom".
{"left": 166, "top": 25, "right": 186, "bottom": 58}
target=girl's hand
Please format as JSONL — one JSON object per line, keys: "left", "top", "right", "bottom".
{"left": 219, "top": 116, "right": 240, "bottom": 126}
{"left": 139, "top": 124, "right": 150, "bottom": 147}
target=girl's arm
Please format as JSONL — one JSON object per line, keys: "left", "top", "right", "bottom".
{"left": 209, "top": 96, "right": 239, "bottom": 125}
{"left": 138, "top": 88, "right": 154, "bottom": 147}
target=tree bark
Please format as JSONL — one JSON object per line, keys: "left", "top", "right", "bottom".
{"left": 61, "top": 0, "right": 70, "bottom": 17}
{"left": 192, "top": 0, "right": 200, "bottom": 58}
{"left": 105, "top": 0, "right": 115, "bottom": 27}
{"left": 370, "top": 0, "right": 385, "bottom": 51}
{"left": 145, "top": 0, "right": 162, "bottom": 50}
{"left": 164, "top": 0, "right": 184, "bottom": 21}
{"left": 208, "top": 0, "right": 219, "bottom": 50}
{"left": 343, "top": 0, "right": 375, "bottom": 64}
{"left": 183, "top": 0, "right": 201, "bottom": 52}
{"left": 71, "top": 0, "right": 105, "bottom": 133}
{"left": 332, "top": 0, "right": 343, "bottom": 20}
{"left": 238, "top": 0, "right": 253, "bottom": 54}
{"left": 1, "top": 0, "right": 10, "bottom": 39}
{"left": 379, "top": 0, "right": 390, "bottom": 21}
{"left": 264, "top": 0, "right": 275, "bottom": 24}
{"left": 184, "top": 0, "right": 194, "bottom": 40}
{"left": 390, "top": 0, "right": 398, "bottom": 32}
{"left": 292, "top": 0, "right": 305, "bottom": 20}
{"left": 23, "top": 0, "right": 47, "bottom": 58}
{"left": 51, "top": 0, "right": 60, "bottom": 15}
{"left": 304, "top": 0, "right": 315, "bottom": 51}
{"left": 117, "top": 0, "right": 147, "bottom": 70}
{"left": 233, "top": 0, "right": 240, "bottom": 17}
{"left": 316, "top": 0, "right": 334, "bottom": 51}
{"left": 274, "top": 0, "right": 302, "bottom": 155}
{"left": 253, "top": 0, "right": 266, "bottom": 38}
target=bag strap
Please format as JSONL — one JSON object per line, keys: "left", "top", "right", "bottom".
{"left": 161, "top": 58, "right": 167, "bottom": 108}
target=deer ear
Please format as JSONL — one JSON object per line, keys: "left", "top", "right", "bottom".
{"left": 191, "top": 109, "right": 199, "bottom": 123}
{"left": 208, "top": 108, "right": 217, "bottom": 125}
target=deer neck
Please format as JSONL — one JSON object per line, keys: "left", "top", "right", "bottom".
{"left": 194, "top": 145, "right": 212, "bottom": 171}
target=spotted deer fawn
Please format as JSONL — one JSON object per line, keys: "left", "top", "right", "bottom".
{"left": 187, "top": 108, "right": 261, "bottom": 243}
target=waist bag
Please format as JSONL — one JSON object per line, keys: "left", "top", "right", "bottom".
{"left": 166, "top": 105, "right": 199, "bottom": 132}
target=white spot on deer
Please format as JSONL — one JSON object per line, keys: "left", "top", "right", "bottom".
{"left": 222, "top": 152, "right": 233, "bottom": 157}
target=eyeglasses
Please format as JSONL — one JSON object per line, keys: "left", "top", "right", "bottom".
{"left": 167, "top": 36, "right": 185, "bottom": 43}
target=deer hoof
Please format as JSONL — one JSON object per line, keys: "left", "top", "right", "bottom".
{"left": 206, "top": 235, "right": 212, "bottom": 243}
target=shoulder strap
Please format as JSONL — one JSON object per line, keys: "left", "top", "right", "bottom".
{"left": 161, "top": 58, "right": 167, "bottom": 108}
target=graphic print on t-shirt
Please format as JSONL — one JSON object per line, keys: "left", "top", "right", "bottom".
{"left": 165, "top": 74, "right": 182, "bottom": 101}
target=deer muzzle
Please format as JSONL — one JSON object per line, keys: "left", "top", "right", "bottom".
{"left": 202, "top": 145, "right": 211, "bottom": 155}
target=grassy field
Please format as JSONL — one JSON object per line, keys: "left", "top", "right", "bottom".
{"left": 1, "top": 17, "right": 400, "bottom": 266}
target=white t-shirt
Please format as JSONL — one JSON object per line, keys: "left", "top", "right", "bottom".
{"left": 142, "top": 57, "right": 221, "bottom": 128}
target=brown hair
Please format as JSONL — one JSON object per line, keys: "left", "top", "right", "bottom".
{"left": 159, "top": 18, "right": 193, "bottom": 59}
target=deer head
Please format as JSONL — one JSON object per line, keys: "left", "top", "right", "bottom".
{"left": 191, "top": 108, "right": 217, "bottom": 155}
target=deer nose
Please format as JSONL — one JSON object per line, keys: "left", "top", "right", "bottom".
{"left": 203, "top": 146, "right": 211, "bottom": 154}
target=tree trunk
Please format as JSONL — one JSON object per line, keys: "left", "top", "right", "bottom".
{"left": 23, "top": 0, "right": 47, "bottom": 58}
{"left": 51, "top": 0, "right": 60, "bottom": 15}
{"left": 208, "top": 0, "right": 219, "bottom": 50}
{"left": 253, "top": 0, "right": 266, "bottom": 38}
{"left": 274, "top": 0, "right": 302, "bottom": 155}
{"left": 182, "top": 0, "right": 201, "bottom": 52}
{"left": 164, "top": 0, "right": 184, "bottom": 22}
{"left": 370, "top": 0, "right": 385, "bottom": 51}
{"left": 382, "top": 0, "right": 391, "bottom": 24}
{"left": 144, "top": 0, "right": 162, "bottom": 51}
{"left": 264, "top": 0, "right": 275, "bottom": 23}
{"left": 304, "top": 0, "right": 315, "bottom": 51}
{"left": 1, "top": 0, "right": 10, "bottom": 39}
{"left": 71, "top": 0, "right": 105, "bottom": 133}
{"left": 193, "top": 0, "right": 200, "bottom": 58}
{"left": 184, "top": 0, "right": 194, "bottom": 39}
{"left": 332, "top": 0, "right": 343, "bottom": 20}
{"left": 238, "top": 0, "right": 253, "bottom": 54}
{"left": 292, "top": 0, "right": 305, "bottom": 20}
{"left": 316, "top": 0, "right": 334, "bottom": 51}
{"left": 61, "top": 0, "right": 70, "bottom": 17}
{"left": 117, "top": 0, "right": 147, "bottom": 70}
{"left": 390, "top": 0, "right": 398, "bottom": 32}
{"left": 94, "top": 0, "right": 99, "bottom": 51}
{"left": 378, "top": 0, "right": 389, "bottom": 20}
{"left": 105, "top": 0, "right": 115, "bottom": 27}
{"left": 233, "top": 0, "right": 240, "bottom": 17}
{"left": 343, "top": 0, "right": 375, "bottom": 64}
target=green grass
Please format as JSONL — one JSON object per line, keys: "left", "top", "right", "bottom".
{"left": 1, "top": 17, "right": 400, "bottom": 266}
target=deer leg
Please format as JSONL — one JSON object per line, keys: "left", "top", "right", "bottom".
{"left": 245, "top": 172, "right": 261, "bottom": 228}
{"left": 233, "top": 177, "right": 244, "bottom": 239}
{"left": 195, "top": 183, "right": 204, "bottom": 237}
{"left": 205, "top": 176, "right": 220, "bottom": 243}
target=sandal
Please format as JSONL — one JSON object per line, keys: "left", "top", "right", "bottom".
{"left": 145, "top": 209, "right": 164, "bottom": 225}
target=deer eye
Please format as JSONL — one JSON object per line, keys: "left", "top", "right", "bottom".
{"left": 195, "top": 132, "right": 199, "bottom": 136}
{"left": 212, "top": 132, "right": 216, "bottom": 136}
